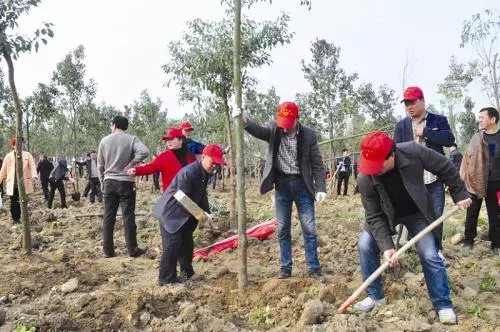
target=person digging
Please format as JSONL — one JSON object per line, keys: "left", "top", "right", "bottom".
{"left": 153, "top": 144, "right": 224, "bottom": 285}
{"left": 354, "top": 132, "right": 471, "bottom": 324}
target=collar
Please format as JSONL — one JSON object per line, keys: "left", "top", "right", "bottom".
{"left": 282, "top": 122, "right": 300, "bottom": 137}
{"left": 411, "top": 111, "right": 427, "bottom": 124}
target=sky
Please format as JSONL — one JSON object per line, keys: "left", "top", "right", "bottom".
{"left": 4, "top": 0, "right": 499, "bottom": 120}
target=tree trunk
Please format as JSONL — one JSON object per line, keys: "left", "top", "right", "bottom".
{"left": 223, "top": 96, "right": 237, "bottom": 232}
{"left": 328, "top": 115, "right": 335, "bottom": 195}
{"left": 3, "top": 50, "right": 32, "bottom": 255}
{"left": 25, "top": 111, "right": 30, "bottom": 152}
{"left": 233, "top": 0, "right": 248, "bottom": 289}
{"left": 492, "top": 53, "right": 500, "bottom": 112}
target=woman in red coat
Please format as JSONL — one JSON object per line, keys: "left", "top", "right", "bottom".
{"left": 127, "top": 128, "right": 197, "bottom": 191}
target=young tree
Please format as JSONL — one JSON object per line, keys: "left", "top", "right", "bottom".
{"left": 163, "top": 10, "right": 293, "bottom": 230}
{"left": 458, "top": 97, "right": 478, "bottom": 146}
{"left": 0, "top": 0, "right": 54, "bottom": 254}
{"left": 357, "top": 83, "right": 397, "bottom": 128}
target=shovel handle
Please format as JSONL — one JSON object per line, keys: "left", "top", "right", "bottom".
{"left": 338, "top": 206, "right": 460, "bottom": 313}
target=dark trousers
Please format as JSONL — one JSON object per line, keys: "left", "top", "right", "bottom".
{"left": 102, "top": 179, "right": 138, "bottom": 256}
{"left": 48, "top": 179, "right": 67, "bottom": 209}
{"left": 153, "top": 174, "right": 160, "bottom": 192}
{"left": 159, "top": 218, "right": 197, "bottom": 284}
{"left": 83, "top": 181, "right": 91, "bottom": 197}
{"left": 41, "top": 178, "right": 50, "bottom": 201}
{"left": 337, "top": 172, "right": 349, "bottom": 195}
{"left": 10, "top": 187, "right": 20, "bottom": 223}
{"left": 464, "top": 180, "right": 500, "bottom": 248}
{"left": 88, "top": 177, "right": 102, "bottom": 203}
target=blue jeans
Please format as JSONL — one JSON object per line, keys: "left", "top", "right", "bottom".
{"left": 358, "top": 212, "right": 452, "bottom": 310}
{"left": 275, "top": 175, "right": 320, "bottom": 273}
{"left": 426, "top": 180, "right": 445, "bottom": 247}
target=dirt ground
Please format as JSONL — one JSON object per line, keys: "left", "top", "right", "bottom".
{"left": 0, "top": 178, "right": 499, "bottom": 331}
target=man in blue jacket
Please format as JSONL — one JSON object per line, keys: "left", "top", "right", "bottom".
{"left": 393, "top": 87, "right": 455, "bottom": 251}
{"left": 153, "top": 144, "right": 225, "bottom": 285}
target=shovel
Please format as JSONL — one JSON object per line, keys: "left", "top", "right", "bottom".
{"left": 70, "top": 181, "right": 81, "bottom": 202}
{"left": 174, "top": 190, "right": 222, "bottom": 236}
{"left": 338, "top": 206, "right": 460, "bottom": 313}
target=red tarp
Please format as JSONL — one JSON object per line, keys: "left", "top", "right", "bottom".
{"left": 193, "top": 219, "right": 278, "bottom": 260}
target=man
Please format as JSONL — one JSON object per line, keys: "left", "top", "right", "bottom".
{"left": 0, "top": 137, "right": 37, "bottom": 227}
{"left": 37, "top": 155, "right": 54, "bottom": 201}
{"left": 336, "top": 148, "right": 351, "bottom": 196}
{"left": 461, "top": 107, "right": 500, "bottom": 255}
{"left": 449, "top": 143, "right": 463, "bottom": 171}
{"left": 153, "top": 144, "right": 224, "bottom": 285}
{"left": 76, "top": 151, "right": 102, "bottom": 203}
{"left": 97, "top": 116, "right": 149, "bottom": 258}
{"left": 394, "top": 86, "right": 455, "bottom": 250}
{"left": 236, "top": 101, "right": 327, "bottom": 280}
{"left": 354, "top": 132, "right": 471, "bottom": 324}
{"left": 179, "top": 120, "right": 230, "bottom": 156}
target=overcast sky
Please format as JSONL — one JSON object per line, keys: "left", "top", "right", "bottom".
{"left": 4, "top": 0, "right": 499, "bottom": 120}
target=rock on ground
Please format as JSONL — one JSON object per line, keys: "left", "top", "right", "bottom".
{"left": 298, "top": 299, "right": 324, "bottom": 326}
{"left": 60, "top": 278, "right": 79, "bottom": 294}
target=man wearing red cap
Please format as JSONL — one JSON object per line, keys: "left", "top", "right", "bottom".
{"left": 153, "top": 144, "right": 224, "bottom": 285}
{"left": 394, "top": 87, "right": 455, "bottom": 252}
{"left": 179, "top": 120, "right": 230, "bottom": 156}
{"left": 354, "top": 132, "right": 471, "bottom": 324}
{"left": 237, "top": 101, "right": 327, "bottom": 280}
{"left": 127, "top": 128, "right": 197, "bottom": 192}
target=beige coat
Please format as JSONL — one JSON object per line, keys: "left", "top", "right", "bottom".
{"left": 460, "top": 131, "right": 489, "bottom": 198}
{"left": 0, "top": 150, "right": 37, "bottom": 196}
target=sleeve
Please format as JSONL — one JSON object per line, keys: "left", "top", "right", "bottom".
{"left": 0, "top": 155, "right": 8, "bottom": 184}
{"left": 358, "top": 175, "right": 395, "bottom": 251}
{"left": 423, "top": 115, "right": 455, "bottom": 147}
{"left": 243, "top": 118, "right": 273, "bottom": 142}
{"left": 416, "top": 144, "right": 470, "bottom": 202}
{"left": 310, "top": 131, "right": 326, "bottom": 193}
{"left": 28, "top": 154, "right": 37, "bottom": 179}
{"left": 134, "top": 154, "right": 163, "bottom": 176}
{"left": 130, "top": 137, "right": 150, "bottom": 166}
{"left": 97, "top": 141, "right": 105, "bottom": 183}
{"left": 393, "top": 121, "right": 403, "bottom": 143}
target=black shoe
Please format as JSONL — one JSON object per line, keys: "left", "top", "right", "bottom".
{"left": 102, "top": 252, "right": 116, "bottom": 258}
{"left": 12, "top": 219, "right": 20, "bottom": 225}
{"left": 463, "top": 242, "right": 473, "bottom": 251}
{"left": 277, "top": 270, "right": 291, "bottom": 279}
{"left": 492, "top": 248, "right": 500, "bottom": 256}
{"left": 129, "top": 247, "right": 148, "bottom": 258}
{"left": 308, "top": 271, "right": 326, "bottom": 283}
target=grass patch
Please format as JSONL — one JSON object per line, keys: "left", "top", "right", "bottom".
{"left": 466, "top": 298, "right": 482, "bottom": 318}
{"left": 478, "top": 216, "right": 488, "bottom": 228}
{"left": 248, "top": 305, "right": 274, "bottom": 327}
{"left": 461, "top": 260, "right": 480, "bottom": 275}
{"left": 15, "top": 324, "right": 36, "bottom": 332}
{"left": 479, "top": 274, "right": 496, "bottom": 293}
{"left": 399, "top": 250, "right": 422, "bottom": 274}
{"left": 493, "top": 258, "right": 500, "bottom": 271}
{"left": 308, "top": 286, "right": 320, "bottom": 298}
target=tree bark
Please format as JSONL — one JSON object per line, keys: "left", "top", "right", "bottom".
{"left": 223, "top": 96, "right": 237, "bottom": 232}
{"left": 233, "top": 0, "right": 248, "bottom": 289}
{"left": 3, "top": 50, "right": 32, "bottom": 255}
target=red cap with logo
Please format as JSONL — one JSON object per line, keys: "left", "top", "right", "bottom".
{"left": 180, "top": 120, "right": 193, "bottom": 131}
{"left": 359, "top": 132, "right": 394, "bottom": 175}
{"left": 400, "top": 86, "right": 424, "bottom": 103}
{"left": 276, "top": 102, "right": 299, "bottom": 129}
{"left": 202, "top": 144, "right": 226, "bottom": 165}
{"left": 162, "top": 128, "right": 184, "bottom": 141}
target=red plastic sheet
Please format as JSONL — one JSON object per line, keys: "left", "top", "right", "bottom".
{"left": 193, "top": 219, "right": 278, "bottom": 260}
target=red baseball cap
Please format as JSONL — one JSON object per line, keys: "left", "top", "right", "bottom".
{"left": 203, "top": 144, "right": 226, "bottom": 165}
{"left": 180, "top": 120, "right": 193, "bottom": 131}
{"left": 359, "top": 132, "right": 394, "bottom": 175}
{"left": 400, "top": 86, "right": 424, "bottom": 103}
{"left": 162, "top": 128, "right": 184, "bottom": 141}
{"left": 10, "top": 137, "right": 24, "bottom": 147}
{"left": 276, "top": 102, "right": 299, "bottom": 129}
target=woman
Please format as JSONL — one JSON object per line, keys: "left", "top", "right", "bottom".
{"left": 127, "top": 128, "right": 196, "bottom": 191}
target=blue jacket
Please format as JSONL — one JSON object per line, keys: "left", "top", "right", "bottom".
{"left": 153, "top": 161, "right": 210, "bottom": 233}
{"left": 186, "top": 138, "right": 205, "bottom": 155}
{"left": 393, "top": 112, "right": 455, "bottom": 155}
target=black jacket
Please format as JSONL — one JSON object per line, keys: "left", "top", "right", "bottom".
{"left": 244, "top": 119, "right": 326, "bottom": 197}
{"left": 357, "top": 142, "right": 469, "bottom": 252}
{"left": 49, "top": 159, "right": 69, "bottom": 182}
{"left": 37, "top": 159, "right": 54, "bottom": 180}
{"left": 449, "top": 150, "right": 463, "bottom": 171}
{"left": 153, "top": 161, "right": 210, "bottom": 233}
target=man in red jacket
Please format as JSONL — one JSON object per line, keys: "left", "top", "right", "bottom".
{"left": 127, "top": 128, "right": 197, "bottom": 191}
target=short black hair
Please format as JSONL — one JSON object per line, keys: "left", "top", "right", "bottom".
{"left": 479, "top": 107, "right": 499, "bottom": 124}
{"left": 385, "top": 142, "right": 396, "bottom": 160}
{"left": 112, "top": 116, "right": 129, "bottom": 130}
{"left": 342, "top": 148, "right": 349, "bottom": 153}
{"left": 450, "top": 143, "right": 457, "bottom": 148}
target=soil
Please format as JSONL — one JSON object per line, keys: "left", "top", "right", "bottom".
{"left": 0, "top": 178, "right": 499, "bottom": 331}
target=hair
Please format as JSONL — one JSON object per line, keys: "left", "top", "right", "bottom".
{"left": 385, "top": 142, "right": 396, "bottom": 160}
{"left": 112, "top": 116, "right": 129, "bottom": 130}
{"left": 479, "top": 107, "right": 499, "bottom": 124}
{"left": 90, "top": 150, "right": 97, "bottom": 154}
{"left": 342, "top": 148, "right": 349, "bottom": 153}
{"left": 450, "top": 143, "right": 457, "bottom": 148}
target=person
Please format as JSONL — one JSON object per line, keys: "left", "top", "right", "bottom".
{"left": 352, "top": 158, "right": 359, "bottom": 194}
{"left": 237, "top": 101, "right": 327, "bottom": 280}
{"left": 48, "top": 159, "right": 70, "bottom": 209}
{"left": 354, "top": 132, "right": 471, "bottom": 324}
{"left": 0, "top": 137, "right": 38, "bottom": 227}
{"left": 97, "top": 116, "right": 149, "bottom": 258}
{"left": 393, "top": 86, "right": 455, "bottom": 251}
{"left": 449, "top": 143, "right": 463, "bottom": 171}
{"left": 127, "top": 128, "right": 197, "bottom": 192}
{"left": 461, "top": 107, "right": 500, "bottom": 255}
{"left": 153, "top": 144, "right": 224, "bottom": 285}
{"left": 336, "top": 148, "right": 351, "bottom": 196}
{"left": 76, "top": 151, "right": 102, "bottom": 203}
{"left": 37, "top": 155, "right": 54, "bottom": 201}
{"left": 178, "top": 120, "right": 230, "bottom": 156}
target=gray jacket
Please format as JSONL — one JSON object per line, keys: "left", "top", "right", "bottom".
{"left": 244, "top": 119, "right": 326, "bottom": 197}
{"left": 153, "top": 161, "right": 210, "bottom": 233}
{"left": 358, "top": 142, "right": 470, "bottom": 252}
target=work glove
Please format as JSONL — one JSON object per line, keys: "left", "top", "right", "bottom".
{"left": 231, "top": 106, "right": 242, "bottom": 118}
{"left": 315, "top": 192, "right": 327, "bottom": 202}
